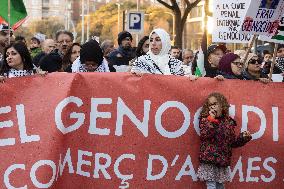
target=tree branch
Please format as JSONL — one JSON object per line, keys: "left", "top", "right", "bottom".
{"left": 181, "top": 0, "right": 202, "bottom": 27}
{"left": 156, "top": 0, "right": 174, "bottom": 10}
{"left": 170, "top": 0, "right": 179, "bottom": 10}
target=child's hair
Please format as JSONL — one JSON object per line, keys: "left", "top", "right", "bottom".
{"left": 200, "top": 92, "right": 230, "bottom": 118}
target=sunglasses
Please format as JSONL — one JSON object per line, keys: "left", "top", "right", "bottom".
{"left": 231, "top": 61, "right": 244, "bottom": 67}
{"left": 248, "top": 59, "right": 261, "bottom": 65}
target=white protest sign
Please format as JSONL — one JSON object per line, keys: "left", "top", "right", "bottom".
{"left": 212, "top": 0, "right": 252, "bottom": 43}
{"left": 259, "top": 14, "right": 284, "bottom": 44}
{"left": 240, "top": 0, "right": 284, "bottom": 36}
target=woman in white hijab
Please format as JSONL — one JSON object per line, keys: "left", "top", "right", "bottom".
{"left": 131, "top": 28, "right": 184, "bottom": 76}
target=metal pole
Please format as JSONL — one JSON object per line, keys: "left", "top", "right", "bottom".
{"left": 136, "top": 0, "right": 140, "bottom": 46}
{"left": 81, "top": 0, "right": 85, "bottom": 44}
{"left": 86, "top": 0, "right": 90, "bottom": 41}
{"left": 65, "top": 0, "right": 67, "bottom": 30}
{"left": 203, "top": 0, "right": 209, "bottom": 72}
{"left": 8, "top": 0, "right": 11, "bottom": 44}
{"left": 173, "top": 13, "right": 175, "bottom": 45}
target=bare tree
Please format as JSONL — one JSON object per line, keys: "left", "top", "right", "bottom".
{"left": 156, "top": 0, "right": 202, "bottom": 48}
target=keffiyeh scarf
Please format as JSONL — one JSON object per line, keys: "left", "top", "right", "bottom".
{"left": 276, "top": 57, "right": 284, "bottom": 72}
{"left": 6, "top": 69, "right": 33, "bottom": 78}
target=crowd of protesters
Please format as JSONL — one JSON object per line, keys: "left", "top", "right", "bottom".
{"left": 1, "top": 23, "right": 283, "bottom": 189}
{"left": 0, "top": 23, "right": 283, "bottom": 83}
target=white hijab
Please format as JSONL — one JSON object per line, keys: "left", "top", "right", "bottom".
{"left": 148, "top": 28, "right": 172, "bottom": 75}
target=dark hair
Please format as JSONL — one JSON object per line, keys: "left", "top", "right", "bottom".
{"left": 263, "top": 50, "right": 271, "bottom": 56}
{"left": 80, "top": 40, "right": 103, "bottom": 66}
{"left": 39, "top": 52, "right": 62, "bottom": 72}
{"left": 136, "top": 36, "right": 149, "bottom": 57}
{"left": 62, "top": 42, "right": 81, "bottom": 70}
{"left": 31, "top": 37, "right": 40, "bottom": 44}
{"left": 15, "top": 36, "right": 26, "bottom": 42}
{"left": 55, "top": 30, "right": 74, "bottom": 41}
{"left": 191, "top": 51, "right": 199, "bottom": 75}
{"left": 200, "top": 92, "right": 230, "bottom": 119}
{"left": 0, "top": 42, "right": 33, "bottom": 75}
{"left": 171, "top": 46, "right": 179, "bottom": 50}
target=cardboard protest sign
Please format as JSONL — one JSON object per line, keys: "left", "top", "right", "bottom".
{"left": 0, "top": 73, "right": 284, "bottom": 189}
{"left": 240, "top": 0, "right": 284, "bottom": 36}
{"left": 212, "top": 0, "right": 252, "bottom": 43}
{"left": 259, "top": 13, "right": 284, "bottom": 43}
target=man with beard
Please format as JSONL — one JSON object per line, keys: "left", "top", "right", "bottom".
{"left": 108, "top": 31, "right": 136, "bottom": 72}
{"left": 0, "top": 24, "right": 10, "bottom": 63}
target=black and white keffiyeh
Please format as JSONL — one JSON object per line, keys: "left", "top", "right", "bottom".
{"left": 78, "top": 63, "right": 107, "bottom": 73}
{"left": 276, "top": 57, "right": 284, "bottom": 72}
{"left": 72, "top": 56, "right": 110, "bottom": 73}
{"left": 0, "top": 52, "right": 3, "bottom": 62}
{"left": 131, "top": 53, "right": 184, "bottom": 76}
{"left": 131, "top": 28, "right": 184, "bottom": 76}
{"left": 6, "top": 68, "right": 34, "bottom": 78}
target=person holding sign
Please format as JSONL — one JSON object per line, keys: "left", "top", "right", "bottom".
{"left": 197, "top": 92, "right": 252, "bottom": 189}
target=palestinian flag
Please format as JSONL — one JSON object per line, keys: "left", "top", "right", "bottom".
{"left": 0, "top": 0, "right": 27, "bottom": 30}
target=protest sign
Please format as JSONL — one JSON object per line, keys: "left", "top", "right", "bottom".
{"left": 212, "top": 0, "right": 252, "bottom": 43}
{"left": 240, "top": 0, "right": 284, "bottom": 36}
{"left": 259, "top": 13, "right": 284, "bottom": 44}
{"left": 0, "top": 73, "right": 284, "bottom": 188}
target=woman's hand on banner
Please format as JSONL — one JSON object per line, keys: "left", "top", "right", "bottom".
{"left": 0, "top": 76, "right": 5, "bottom": 83}
{"left": 214, "top": 75, "right": 225, "bottom": 81}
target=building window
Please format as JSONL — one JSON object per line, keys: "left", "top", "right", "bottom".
{"left": 190, "top": 6, "right": 203, "bottom": 18}
{"left": 53, "top": 0, "right": 59, "bottom": 5}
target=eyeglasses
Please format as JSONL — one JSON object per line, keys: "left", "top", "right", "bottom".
{"left": 58, "top": 40, "right": 72, "bottom": 44}
{"left": 248, "top": 59, "right": 261, "bottom": 65}
{"left": 231, "top": 61, "right": 244, "bottom": 67}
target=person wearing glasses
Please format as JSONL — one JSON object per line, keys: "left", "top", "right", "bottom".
{"left": 217, "top": 53, "right": 245, "bottom": 80}
{"left": 182, "top": 49, "right": 194, "bottom": 75}
{"left": 72, "top": 39, "right": 109, "bottom": 73}
{"left": 54, "top": 30, "right": 74, "bottom": 58}
{"left": 242, "top": 53, "right": 270, "bottom": 83}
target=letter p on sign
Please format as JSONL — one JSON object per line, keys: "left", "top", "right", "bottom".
{"left": 127, "top": 11, "right": 144, "bottom": 34}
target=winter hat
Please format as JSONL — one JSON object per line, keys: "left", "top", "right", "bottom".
{"left": 245, "top": 53, "right": 258, "bottom": 68}
{"left": 117, "top": 31, "right": 132, "bottom": 45}
{"left": 234, "top": 50, "right": 246, "bottom": 62}
{"left": 207, "top": 44, "right": 227, "bottom": 55}
{"left": 80, "top": 39, "right": 103, "bottom": 65}
{"left": 39, "top": 52, "right": 62, "bottom": 72}
{"left": 219, "top": 53, "right": 240, "bottom": 75}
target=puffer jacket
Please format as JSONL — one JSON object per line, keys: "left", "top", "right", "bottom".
{"left": 199, "top": 116, "right": 251, "bottom": 167}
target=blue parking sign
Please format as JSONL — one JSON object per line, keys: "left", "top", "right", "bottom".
{"left": 127, "top": 11, "right": 144, "bottom": 34}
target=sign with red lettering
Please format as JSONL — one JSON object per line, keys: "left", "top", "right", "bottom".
{"left": 0, "top": 73, "right": 283, "bottom": 189}
{"left": 240, "top": 0, "right": 284, "bottom": 36}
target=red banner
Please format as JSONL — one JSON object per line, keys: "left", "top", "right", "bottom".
{"left": 0, "top": 73, "right": 283, "bottom": 189}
